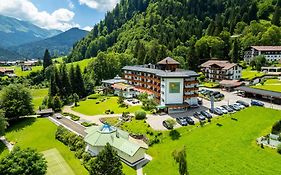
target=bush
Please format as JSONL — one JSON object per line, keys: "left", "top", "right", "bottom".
{"left": 81, "top": 122, "right": 96, "bottom": 127}
{"left": 169, "top": 130, "right": 181, "bottom": 140}
{"left": 277, "top": 144, "right": 281, "bottom": 154}
{"left": 271, "top": 120, "right": 281, "bottom": 134}
{"left": 135, "top": 111, "right": 146, "bottom": 120}
{"left": 88, "top": 94, "right": 101, "bottom": 99}
{"left": 63, "top": 113, "right": 80, "bottom": 121}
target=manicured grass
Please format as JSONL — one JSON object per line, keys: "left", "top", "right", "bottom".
{"left": 143, "top": 107, "right": 281, "bottom": 175}
{"left": 73, "top": 96, "right": 144, "bottom": 115}
{"left": 242, "top": 67, "right": 265, "bottom": 80}
{"left": 42, "top": 148, "right": 75, "bottom": 175}
{"left": 30, "top": 88, "right": 48, "bottom": 110}
{"left": 66, "top": 58, "right": 93, "bottom": 72}
{"left": 122, "top": 163, "right": 136, "bottom": 175}
{"left": 201, "top": 82, "right": 219, "bottom": 88}
{"left": 11, "top": 66, "right": 43, "bottom": 77}
{"left": 252, "top": 79, "right": 281, "bottom": 92}
{"left": 3, "top": 118, "right": 88, "bottom": 175}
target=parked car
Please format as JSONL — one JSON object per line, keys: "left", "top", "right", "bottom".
{"left": 193, "top": 112, "right": 206, "bottom": 121}
{"left": 229, "top": 104, "right": 240, "bottom": 111}
{"left": 233, "top": 103, "right": 242, "bottom": 110}
{"left": 162, "top": 120, "right": 174, "bottom": 130}
{"left": 210, "top": 108, "right": 224, "bottom": 115}
{"left": 221, "top": 105, "right": 234, "bottom": 112}
{"left": 54, "top": 113, "right": 63, "bottom": 119}
{"left": 176, "top": 117, "right": 188, "bottom": 126}
{"left": 236, "top": 100, "right": 249, "bottom": 107}
{"left": 184, "top": 116, "right": 195, "bottom": 125}
{"left": 214, "top": 93, "right": 224, "bottom": 98}
{"left": 198, "top": 99, "right": 203, "bottom": 105}
{"left": 234, "top": 103, "right": 245, "bottom": 109}
{"left": 217, "top": 107, "right": 228, "bottom": 114}
{"left": 251, "top": 100, "right": 265, "bottom": 107}
{"left": 200, "top": 110, "right": 212, "bottom": 119}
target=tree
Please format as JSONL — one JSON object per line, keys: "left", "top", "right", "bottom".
{"left": 0, "top": 110, "right": 8, "bottom": 136}
{"left": 172, "top": 147, "right": 189, "bottom": 175}
{"left": 88, "top": 143, "right": 123, "bottom": 175}
{"left": 272, "top": 0, "right": 281, "bottom": 26}
{"left": 43, "top": 49, "right": 52, "bottom": 69}
{"left": 69, "top": 64, "right": 76, "bottom": 94}
{"left": 229, "top": 39, "right": 240, "bottom": 63}
{"left": 60, "top": 63, "right": 72, "bottom": 100}
{"left": 1, "top": 84, "right": 33, "bottom": 120}
{"left": 73, "top": 93, "right": 79, "bottom": 107}
{"left": 75, "top": 65, "right": 86, "bottom": 97}
{"left": 0, "top": 147, "right": 47, "bottom": 175}
{"left": 52, "top": 96, "right": 62, "bottom": 112}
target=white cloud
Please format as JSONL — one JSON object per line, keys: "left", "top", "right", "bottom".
{"left": 67, "top": 0, "right": 75, "bottom": 9}
{"left": 0, "top": 0, "right": 78, "bottom": 31}
{"left": 79, "top": 0, "right": 119, "bottom": 11}
{"left": 82, "top": 26, "right": 93, "bottom": 31}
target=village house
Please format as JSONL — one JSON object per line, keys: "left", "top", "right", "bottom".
{"left": 244, "top": 46, "right": 281, "bottom": 62}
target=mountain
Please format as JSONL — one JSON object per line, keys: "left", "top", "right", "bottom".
{"left": 67, "top": 0, "right": 280, "bottom": 71}
{"left": 0, "top": 15, "right": 61, "bottom": 47}
{"left": 0, "top": 47, "right": 23, "bottom": 60}
{"left": 11, "top": 28, "right": 88, "bottom": 59}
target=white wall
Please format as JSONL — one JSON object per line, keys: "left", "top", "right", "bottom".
{"left": 161, "top": 78, "right": 183, "bottom": 105}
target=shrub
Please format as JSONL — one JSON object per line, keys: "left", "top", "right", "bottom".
{"left": 88, "top": 94, "right": 101, "bottom": 99}
{"left": 110, "top": 111, "right": 114, "bottom": 114}
{"left": 277, "top": 144, "right": 281, "bottom": 154}
{"left": 135, "top": 111, "right": 146, "bottom": 120}
{"left": 169, "top": 130, "right": 181, "bottom": 140}
{"left": 96, "top": 102, "right": 100, "bottom": 104}
{"left": 81, "top": 122, "right": 96, "bottom": 127}
{"left": 63, "top": 113, "right": 80, "bottom": 121}
{"left": 271, "top": 120, "right": 281, "bottom": 134}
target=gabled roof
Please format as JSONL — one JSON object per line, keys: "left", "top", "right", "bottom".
{"left": 84, "top": 124, "right": 147, "bottom": 157}
{"left": 157, "top": 57, "right": 180, "bottom": 65}
{"left": 251, "top": 46, "right": 281, "bottom": 51}
{"left": 200, "top": 60, "right": 238, "bottom": 70}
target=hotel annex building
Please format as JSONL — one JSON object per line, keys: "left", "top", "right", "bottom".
{"left": 122, "top": 57, "right": 199, "bottom": 113}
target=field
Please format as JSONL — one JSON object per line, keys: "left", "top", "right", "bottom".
{"left": 242, "top": 67, "right": 265, "bottom": 80}
{"left": 30, "top": 88, "right": 48, "bottom": 110}
{"left": 1, "top": 118, "right": 88, "bottom": 175}
{"left": 42, "top": 148, "right": 75, "bottom": 175}
{"left": 252, "top": 79, "right": 281, "bottom": 92}
{"left": 72, "top": 96, "right": 143, "bottom": 115}
{"left": 143, "top": 107, "right": 281, "bottom": 175}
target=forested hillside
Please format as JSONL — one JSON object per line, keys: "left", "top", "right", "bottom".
{"left": 67, "top": 0, "right": 281, "bottom": 83}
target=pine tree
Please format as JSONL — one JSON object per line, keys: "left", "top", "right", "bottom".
{"left": 272, "top": 1, "right": 281, "bottom": 26}
{"left": 75, "top": 65, "right": 86, "bottom": 97}
{"left": 248, "top": 2, "right": 258, "bottom": 21}
{"left": 69, "top": 64, "right": 76, "bottom": 94}
{"left": 60, "top": 63, "right": 72, "bottom": 99}
{"left": 88, "top": 143, "right": 123, "bottom": 175}
{"left": 229, "top": 39, "right": 240, "bottom": 63}
{"left": 49, "top": 74, "right": 58, "bottom": 97}
{"left": 0, "top": 110, "right": 8, "bottom": 136}
{"left": 43, "top": 49, "right": 52, "bottom": 69}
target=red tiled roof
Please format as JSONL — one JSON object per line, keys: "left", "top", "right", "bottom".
{"left": 219, "top": 80, "right": 243, "bottom": 88}
{"left": 133, "top": 87, "right": 154, "bottom": 95}
{"left": 251, "top": 46, "right": 281, "bottom": 51}
{"left": 111, "top": 83, "right": 133, "bottom": 90}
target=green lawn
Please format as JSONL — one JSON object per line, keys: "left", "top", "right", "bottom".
{"left": 42, "top": 148, "right": 75, "bottom": 175}
{"left": 73, "top": 96, "right": 143, "bottom": 115}
{"left": 2, "top": 118, "right": 88, "bottom": 175}
{"left": 242, "top": 67, "right": 265, "bottom": 80}
{"left": 30, "top": 88, "right": 48, "bottom": 110}
{"left": 201, "top": 82, "right": 219, "bottom": 88}
{"left": 143, "top": 107, "right": 281, "bottom": 175}
{"left": 252, "top": 79, "right": 281, "bottom": 92}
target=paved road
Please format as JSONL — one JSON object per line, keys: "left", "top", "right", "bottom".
{"left": 50, "top": 115, "right": 87, "bottom": 137}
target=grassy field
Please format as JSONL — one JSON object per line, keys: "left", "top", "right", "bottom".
{"left": 73, "top": 96, "right": 143, "bottom": 115}
{"left": 242, "top": 67, "right": 265, "bottom": 80}
{"left": 30, "top": 88, "right": 48, "bottom": 110}
{"left": 252, "top": 79, "right": 281, "bottom": 92}
{"left": 2, "top": 118, "right": 88, "bottom": 175}
{"left": 143, "top": 107, "right": 281, "bottom": 175}
{"left": 42, "top": 148, "right": 75, "bottom": 175}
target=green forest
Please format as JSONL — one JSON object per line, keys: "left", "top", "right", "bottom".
{"left": 66, "top": 0, "right": 281, "bottom": 84}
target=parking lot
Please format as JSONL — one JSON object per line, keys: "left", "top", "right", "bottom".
{"left": 146, "top": 88, "right": 281, "bottom": 131}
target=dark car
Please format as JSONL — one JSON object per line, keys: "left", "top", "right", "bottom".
{"left": 251, "top": 100, "right": 264, "bottom": 107}
{"left": 229, "top": 104, "right": 240, "bottom": 111}
{"left": 215, "top": 93, "right": 224, "bottom": 98}
{"left": 184, "top": 116, "right": 195, "bottom": 125}
{"left": 221, "top": 105, "right": 234, "bottom": 112}
{"left": 193, "top": 112, "right": 206, "bottom": 120}
{"left": 162, "top": 120, "right": 174, "bottom": 130}
{"left": 200, "top": 110, "right": 212, "bottom": 119}
{"left": 54, "top": 113, "right": 63, "bottom": 119}
{"left": 198, "top": 99, "right": 203, "bottom": 105}
{"left": 236, "top": 100, "right": 250, "bottom": 107}
{"left": 176, "top": 117, "right": 188, "bottom": 126}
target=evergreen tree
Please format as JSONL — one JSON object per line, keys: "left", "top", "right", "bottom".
{"left": 52, "top": 96, "right": 62, "bottom": 112}
{"left": 248, "top": 2, "right": 258, "bottom": 21}
{"left": 172, "top": 147, "right": 189, "bottom": 175}
{"left": 229, "top": 39, "right": 240, "bottom": 63}
{"left": 88, "top": 143, "right": 123, "bottom": 175}
{"left": 69, "top": 64, "right": 77, "bottom": 94}
{"left": 75, "top": 65, "right": 86, "bottom": 97}
{"left": 60, "top": 63, "right": 72, "bottom": 100}
{"left": 43, "top": 49, "right": 52, "bottom": 69}
{"left": 0, "top": 110, "right": 8, "bottom": 136}
{"left": 272, "top": 1, "right": 281, "bottom": 26}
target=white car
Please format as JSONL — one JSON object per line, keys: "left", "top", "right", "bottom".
{"left": 234, "top": 103, "right": 245, "bottom": 109}
{"left": 217, "top": 107, "right": 228, "bottom": 114}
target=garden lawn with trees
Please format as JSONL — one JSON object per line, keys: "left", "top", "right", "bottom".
{"left": 252, "top": 79, "right": 281, "bottom": 92}
{"left": 143, "top": 107, "right": 281, "bottom": 175}
{"left": 242, "top": 67, "right": 265, "bottom": 80}
{"left": 1, "top": 118, "right": 88, "bottom": 175}
{"left": 30, "top": 88, "right": 48, "bottom": 111}
{"left": 72, "top": 96, "right": 143, "bottom": 115}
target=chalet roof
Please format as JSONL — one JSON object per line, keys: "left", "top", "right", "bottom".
{"left": 200, "top": 60, "right": 238, "bottom": 70}
{"left": 0, "top": 67, "right": 14, "bottom": 73}
{"left": 112, "top": 83, "right": 134, "bottom": 90}
{"left": 157, "top": 57, "right": 180, "bottom": 65}
{"left": 251, "top": 46, "right": 281, "bottom": 51}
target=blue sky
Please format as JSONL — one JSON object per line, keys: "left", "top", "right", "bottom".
{"left": 0, "top": 0, "right": 119, "bottom": 31}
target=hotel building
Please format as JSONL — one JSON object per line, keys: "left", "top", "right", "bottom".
{"left": 122, "top": 57, "right": 199, "bottom": 113}
{"left": 244, "top": 46, "right": 281, "bottom": 62}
